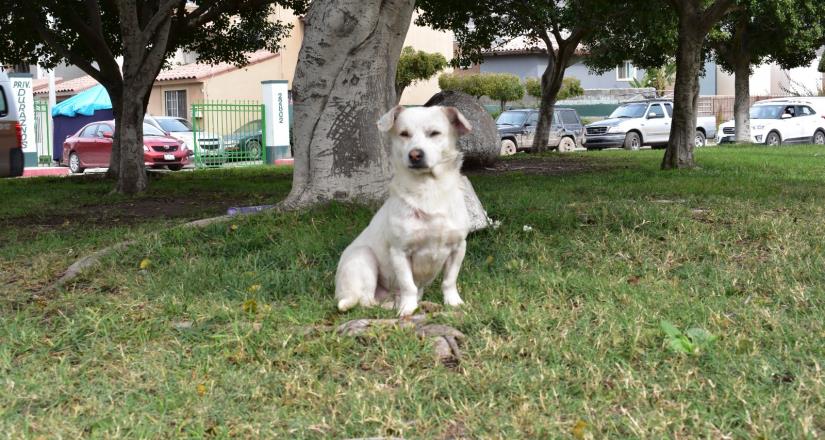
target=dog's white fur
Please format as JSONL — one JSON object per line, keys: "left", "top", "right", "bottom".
{"left": 335, "top": 105, "right": 473, "bottom": 316}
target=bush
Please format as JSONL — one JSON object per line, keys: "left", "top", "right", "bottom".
{"left": 525, "top": 76, "right": 584, "bottom": 100}
{"left": 438, "top": 72, "right": 525, "bottom": 110}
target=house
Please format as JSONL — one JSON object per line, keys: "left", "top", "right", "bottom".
{"left": 475, "top": 37, "right": 718, "bottom": 96}
{"left": 714, "top": 48, "right": 824, "bottom": 96}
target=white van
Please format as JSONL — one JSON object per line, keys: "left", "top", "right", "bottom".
{"left": 717, "top": 97, "right": 825, "bottom": 145}
{"left": 0, "top": 71, "right": 23, "bottom": 177}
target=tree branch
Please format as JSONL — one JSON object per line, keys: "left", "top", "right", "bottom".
{"left": 140, "top": 0, "right": 181, "bottom": 46}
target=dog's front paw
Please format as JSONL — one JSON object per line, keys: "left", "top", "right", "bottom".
{"left": 397, "top": 297, "right": 419, "bottom": 317}
{"left": 443, "top": 289, "right": 464, "bottom": 307}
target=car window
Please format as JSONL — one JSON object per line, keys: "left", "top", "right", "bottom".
{"left": 96, "top": 124, "right": 113, "bottom": 137}
{"left": 560, "top": 110, "right": 579, "bottom": 125}
{"left": 80, "top": 125, "right": 99, "bottom": 138}
{"left": 158, "top": 118, "right": 192, "bottom": 132}
{"left": 750, "top": 105, "right": 784, "bottom": 119}
{"left": 784, "top": 106, "right": 796, "bottom": 118}
{"left": 609, "top": 103, "right": 648, "bottom": 119}
{"left": 526, "top": 113, "right": 539, "bottom": 126}
{"left": 0, "top": 87, "right": 7, "bottom": 117}
{"left": 497, "top": 111, "right": 528, "bottom": 126}
{"left": 798, "top": 105, "right": 815, "bottom": 116}
{"left": 664, "top": 103, "right": 673, "bottom": 117}
{"left": 143, "top": 123, "right": 167, "bottom": 137}
{"left": 649, "top": 104, "right": 665, "bottom": 118}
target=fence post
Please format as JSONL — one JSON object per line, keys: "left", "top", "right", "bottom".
{"left": 261, "top": 80, "right": 291, "bottom": 164}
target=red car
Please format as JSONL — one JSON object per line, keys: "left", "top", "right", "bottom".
{"left": 61, "top": 120, "right": 190, "bottom": 173}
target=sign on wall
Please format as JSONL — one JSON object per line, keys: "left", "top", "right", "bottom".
{"left": 9, "top": 74, "right": 35, "bottom": 157}
{"left": 261, "top": 80, "right": 291, "bottom": 161}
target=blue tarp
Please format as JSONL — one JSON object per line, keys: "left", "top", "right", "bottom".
{"left": 52, "top": 84, "right": 112, "bottom": 117}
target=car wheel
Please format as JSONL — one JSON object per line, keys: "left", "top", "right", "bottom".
{"left": 623, "top": 132, "right": 641, "bottom": 151}
{"left": 694, "top": 130, "right": 707, "bottom": 148}
{"left": 9, "top": 148, "right": 24, "bottom": 177}
{"left": 246, "top": 139, "right": 262, "bottom": 160}
{"left": 167, "top": 165, "right": 183, "bottom": 171}
{"left": 500, "top": 139, "right": 517, "bottom": 156}
{"left": 68, "top": 152, "right": 84, "bottom": 174}
{"left": 558, "top": 137, "right": 576, "bottom": 153}
{"left": 813, "top": 130, "right": 825, "bottom": 145}
{"left": 765, "top": 131, "right": 781, "bottom": 146}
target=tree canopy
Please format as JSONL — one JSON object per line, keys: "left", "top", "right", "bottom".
{"left": 395, "top": 46, "right": 448, "bottom": 102}
{"left": 417, "top": 0, "right": 624, "bottom": 151}
{"left": 438, "top": 72, "right": 524, "bottom": 110}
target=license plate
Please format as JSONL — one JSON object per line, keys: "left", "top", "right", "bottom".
{"left": 164, "top": 154, "right": 175, "bottom": 161}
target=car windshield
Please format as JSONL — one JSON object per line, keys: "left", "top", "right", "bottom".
{"left": 143, "top": 123, "right": 167, "bottom": 137}
{"left": 234, "top": 120, "right": 262, "bottom": 134}
{"left": 750, "top": 105, "right": 785, "bottom": 120}
{"left": 497, "top": 111, "right": 529, "bottom": 126}
{"left": 157, "top": 118, "right": 192, "bottom": 132}
{"left": 609, "top": 103, "right": 649, "bottom": 119}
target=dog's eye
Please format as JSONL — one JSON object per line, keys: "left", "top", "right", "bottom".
{"left": 428, "top": 130, "right": 442, "bottom": 137}
{"left": 399, "top": 130, "right": 411, "bottom": 138}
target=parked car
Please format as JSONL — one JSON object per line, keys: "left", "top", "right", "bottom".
{"left": 60, "top": 121, "right": 189, "bottom": 173}
{"left": 222, "top": 119, "right": 263, "bottom": 160}
{"left": 497, "top": 108, "right": 584, "bottom": 155}
{"left": 584, "top": 99, "right": 717, "bottom": 150}
{"left": 716, "top": 98, "right": 825, "bottom": 145}
{"left": 0, "top": 71, "right": 23, "bottom": 178}
{"left": 144, "top": 115, "right": 222, "bottom": 158}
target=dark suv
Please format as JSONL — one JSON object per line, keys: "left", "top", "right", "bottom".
{"left": 497, "top": 108, "right": 584, "bottom": 155}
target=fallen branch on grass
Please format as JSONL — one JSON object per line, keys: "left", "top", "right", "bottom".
{"left": 336, "top": 310, "right": 465, "bottom": 367}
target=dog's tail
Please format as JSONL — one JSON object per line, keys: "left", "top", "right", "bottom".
{"left": 335, "top": 246, "right": 380, "bottom": 311}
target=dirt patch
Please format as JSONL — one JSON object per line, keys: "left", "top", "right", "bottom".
{"left": 1, "top": 192, "right": 273, "bottom": 230}
{"left": 465, "top": 156, "right": 608, "bottom": 176}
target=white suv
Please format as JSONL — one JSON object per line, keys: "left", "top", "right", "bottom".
{"left": 717, "top": 98, "right": 825, "bottom": 145}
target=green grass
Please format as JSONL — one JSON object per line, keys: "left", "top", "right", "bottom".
{"left": 2, "top": 146, "right": 824, "bottom": 438}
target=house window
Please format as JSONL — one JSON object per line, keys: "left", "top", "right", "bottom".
{"left": 616, "top": 61, "right": 636, "bottom": 81}
{"left": 165, "top": 90, "right": 187, "bottom": 119}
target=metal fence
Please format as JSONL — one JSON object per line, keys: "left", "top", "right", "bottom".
{"left": 34, "top": 99, "right": 52, "bottom": 165}
{"left": 190, "top": 101, "right": 266, "bottom": 168}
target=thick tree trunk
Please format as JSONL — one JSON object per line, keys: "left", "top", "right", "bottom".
{"left": 662, "top": 25, "right": 703, "bottom": 170}
{"left": 283, "top": 0, "right": 416, "bottom": 209}
{"left": 532, "top": 58, "right": 565, "bottom": 153}
{"left": 733, "top": 55, "right": 751, "bottom": 143}
{"left": 105, "top": 85, "right": 123, "bottom": 180}
{"left": 114, "top": 92, "right": 148, "bottom": 194}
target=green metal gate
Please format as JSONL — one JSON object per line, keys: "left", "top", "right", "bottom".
{"left": 34, "top": 100, "right": 52, "bottom": 165}
{"left": 190, "top": 101, "right": 266, "bottom": 168}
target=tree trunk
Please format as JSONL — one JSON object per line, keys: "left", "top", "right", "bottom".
{"left": 105, "top": 84, "right": 123, "bottom": 180}
{"left": 284, "top": 0, "right": 416, "bottom": 209}
{"left": 732, "top": 16, "right": 751, "bottom": 144}
{"left": 662, "top": 25, "right": 703, "bottom": 169}
{"left": 733, "top": 55, "right": 751, "bottom": 143}
{"left": 114, "top": 91, "right": 148, "bottom": 194}
{"left": 532, "top": 57, "right": 565, "bottom": 153}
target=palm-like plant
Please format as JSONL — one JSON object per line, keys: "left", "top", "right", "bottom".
{"left": 629, "top": 62, "right": 677, "bottom": 96}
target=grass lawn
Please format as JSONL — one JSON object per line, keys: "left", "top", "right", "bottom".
{"left": 1, "top": 146, "right": 824, "bottom": 438}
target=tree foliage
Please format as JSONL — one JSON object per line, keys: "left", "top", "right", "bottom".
{"left": 438, "top": 72, "right": 525, "bottom": 110}
{"left": 629, "top": 63, "right": 677, "bottom": 96}
{"left": 0, "top": 0, "right": 306, "bottom": 194}
{"left": 417, "top": 0, "right": 626, "bottom": 151}
{"left": 527, "top": 77, "right": 584, "bottom": 100}
{"left": 395, "top": 46, "right": 448, "bottom": 102}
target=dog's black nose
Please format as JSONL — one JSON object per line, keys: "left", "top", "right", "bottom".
{"left": 408, "top": 149, "right": 425, "bottom": 166}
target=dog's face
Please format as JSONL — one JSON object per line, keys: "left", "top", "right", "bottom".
{"left": 377, "top": 106, "right": 472, "bottom": 175}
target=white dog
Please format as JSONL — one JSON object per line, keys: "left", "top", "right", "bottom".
{"left": 335, "top": 105, "right": 473, "bottom": 316}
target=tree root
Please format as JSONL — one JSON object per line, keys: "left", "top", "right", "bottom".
{"left": 39, "top": 212, "right": 250, "bottom": 295}
{"left": 336, "top": 310, "right": 465, "bottom": 367}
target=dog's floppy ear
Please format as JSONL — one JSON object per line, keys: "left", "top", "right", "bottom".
{"left": 377, "top": 105, "right": 405, "bottom": 132}
{"left": 442, "top": 107, "right": 473, "bottom": 136}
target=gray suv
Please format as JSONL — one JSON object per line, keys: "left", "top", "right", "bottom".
{"left": 497, "top": 108, "right": 584, "bottom": 155}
